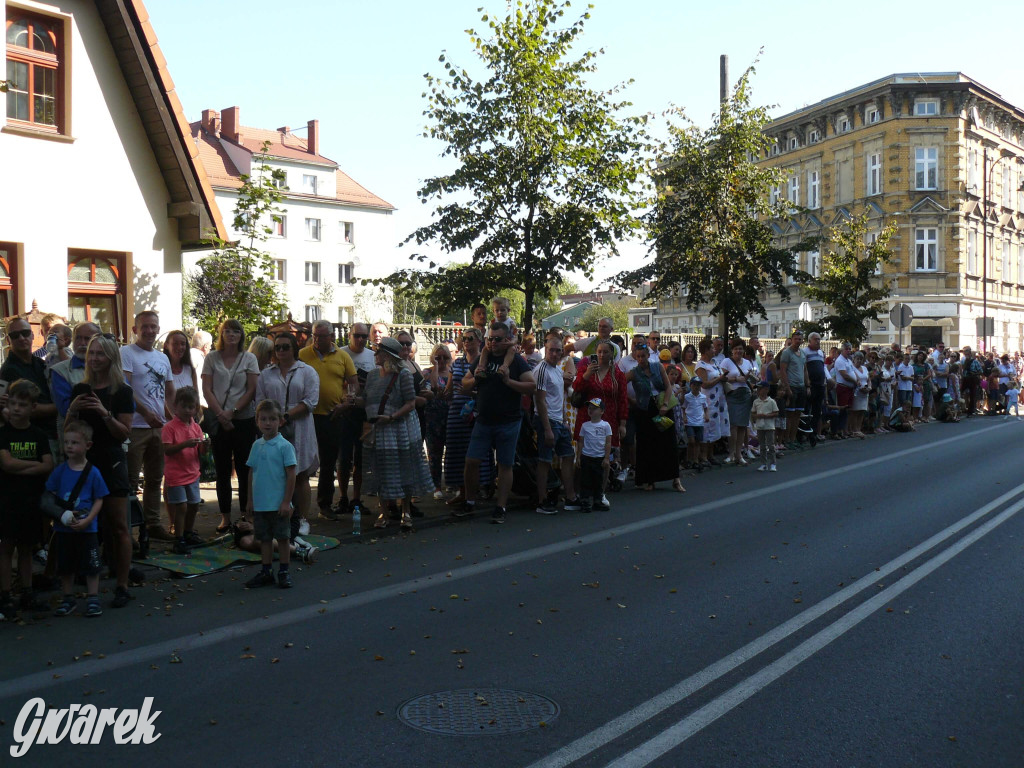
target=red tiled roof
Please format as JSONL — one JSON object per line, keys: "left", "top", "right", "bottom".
{"left": 189, "top": 122, "right": 243, "bottom": 189}
{"left": 237, "top": 125, "right": 337, "bottom": 166}
{"left": 336, "top": 169, "right": 394, "bottom": 210}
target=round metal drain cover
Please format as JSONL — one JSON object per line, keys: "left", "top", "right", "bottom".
{"left": 398, "top": 688, "right": 559, "bottom": 735}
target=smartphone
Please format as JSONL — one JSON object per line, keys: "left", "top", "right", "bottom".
{"left": 589, "top": 354, "right": 598, "bottom": 365}
{"left": 70, "top": 382, "right": 93, "bottom": 400}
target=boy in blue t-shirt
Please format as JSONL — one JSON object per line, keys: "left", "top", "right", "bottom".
{"left": 245, "top": 400, "right": 297, "bottom": 589}
{"left": 46, "top": 421, "right": 109, "bottom": 617}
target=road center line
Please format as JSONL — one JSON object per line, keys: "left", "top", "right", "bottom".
{"left": 0, "top": 421, "right": 1013, "bottom": 701}
{"left": 525, "top": 474, "right": 1024, "bottom": 768}
{"left": 604, "top": 492, "right": 1024, "bottom": 768}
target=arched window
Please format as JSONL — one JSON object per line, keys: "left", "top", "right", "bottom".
{"left": 67, "top": 250, "right": 125, "bottom": 338}
{"left": 6, "top": 11, "right": 64, "bottom": 131}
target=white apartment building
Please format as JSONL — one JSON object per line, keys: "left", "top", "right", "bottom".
{"left": 189, "top": 108, "right": 395, "bottom": 326}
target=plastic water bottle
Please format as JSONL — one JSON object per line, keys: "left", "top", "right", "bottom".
{"left": 45, "top": 334, "right": 58, "bottom": 357}
{"left": 351, "top": 503, "right": 361, "bottom": 536}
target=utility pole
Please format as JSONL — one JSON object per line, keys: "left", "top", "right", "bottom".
{"left": 718, "top": 54, "right": 730, "bottom": 342}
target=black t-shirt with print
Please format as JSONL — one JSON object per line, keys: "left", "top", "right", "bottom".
{"left": 0, "top": 422, "right": 51, "bottom": 510}
{"left": 0, "top": 354, "right": 57, "bottom": 439}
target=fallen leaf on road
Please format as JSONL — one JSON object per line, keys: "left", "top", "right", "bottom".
{"left": 374, "top": 655, "right": 384, "bottom": 661}
{"left": 240, "top": 654, "right": 255, "bottom": 660}
{"left": 669, "top": 589, "right": 677, "bottom": 594}
{"left": 271, "top": 658, "right": 280, "bottom": 664}
{"left": 170, "top": 653, "right": 182, "bottom": 664}
{"left": 582, "top": 582, "right": 599, "bottom": 588}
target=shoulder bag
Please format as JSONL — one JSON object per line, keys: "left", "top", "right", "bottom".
{"left": 202, "top": 353, "right": 245, "bottom": 438}
{"left": 361, "top": 373, "right": 400, "bottom": 448}
{"left": 40, "top": 462, "right": 94, "bottom": 522}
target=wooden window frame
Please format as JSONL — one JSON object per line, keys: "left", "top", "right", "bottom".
{"left": 67, "top": 250, "right": 127, "bottom": 338}
{"left": 4, "top": 5, "right": 69, "bottom": 135}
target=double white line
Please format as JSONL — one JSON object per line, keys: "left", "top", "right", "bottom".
{"left": 527, "top": 479, "right": 1024, "bottom": 768}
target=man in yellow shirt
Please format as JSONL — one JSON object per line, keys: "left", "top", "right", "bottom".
{"left": 299, "top": 320, "right": 358, "bottom": 519}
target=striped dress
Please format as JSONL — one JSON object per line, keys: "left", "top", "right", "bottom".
{"left": 444, "top": 354, "right": 494, "bottom": 488}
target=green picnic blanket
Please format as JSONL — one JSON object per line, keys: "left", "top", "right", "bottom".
{"left": 133, "top": 534, "right": 340, "bottom": 577}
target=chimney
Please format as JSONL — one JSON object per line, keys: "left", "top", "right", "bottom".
{"left": 307, "top": 119, "right": 319, "bottom": 156}
{"left": 201, "top": 109, "right": 220, "bottom": 136}
{"left": 277, "top": 126, "right": 290, "bottom": 134}
{"left": 222, "top": 106, "right": 240, "bottom": 143}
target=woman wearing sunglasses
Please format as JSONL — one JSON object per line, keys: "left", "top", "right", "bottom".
{"left": 255, "top": 332, "right": 319, "bottom": 538}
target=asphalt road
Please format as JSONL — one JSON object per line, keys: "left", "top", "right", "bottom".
{"left": 2, "top": 415, "right": 1023, "bottom": 767}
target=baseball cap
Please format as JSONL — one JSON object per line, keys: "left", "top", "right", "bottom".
{"left": 587, "top": 397, "right": 604, "bottom": 409}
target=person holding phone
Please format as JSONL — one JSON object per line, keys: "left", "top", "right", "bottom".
{"left": 572, "top": 340, "right": 627, "bottom": 460}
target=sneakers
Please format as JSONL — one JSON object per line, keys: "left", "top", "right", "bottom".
{"left": 600, "top": 494, "right": 610, "bottom": 507}
{"left": 85, "top": 599, "right": 102, "bottom": 618}
{"left": 301, "top": 545, "right": 318, "bottom": 564}
{"left": 183, "top": 530, "right": 204, "bottom": 546}
{"left": 452, "top": 501, "right": 476, "bottom": 519}
{"left": 55, "top": 597, "right": 77, "bottom": 616}
{"left": 33, "top": 548, "right": 48, "bottom": 566}
{"left": 757, "top": 464, "right": 767, "bottom": 472}
{"left": 769, "top": 464, "right": 777, "bottom": 472}
{"left": 277, "top": 570, "right": 293, "bottom": 589}
{"left": 491, "top": 507, "right": 506, "bottom": 524}
{"left": 147, "top": 525, "right": 176, "bottom": 542}
{"left": 593, "top": 499, "right": 610, "bottom": 512}
{"left": 535, "top": 503, "right": 558, "bottom": 515}
{"left": 245, "top": 570, "right": 276, "bottom": 589}
{"left": 172, "top": 539, "right": 190, "bottom": 556}
{"left": 111, "top": 586, "right": 134, "bottom": 608}
{"left": 297, "top": 518, "right": 310, "bottom": 536}
{"left": 317, "top": 507, "right": 339, "bottom": 522}
{"left": 433, "top": 489, "right": 446, "bottom": 500}
{"left": 580, "top": 503, "right": 593, "bottom": 513}
{"left": 563, "top": 497, "right": 582, "bottom": 512}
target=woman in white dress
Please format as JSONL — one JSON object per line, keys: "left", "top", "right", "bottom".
{"left": 695, "top": 337, "right": 730, "bottom": 467}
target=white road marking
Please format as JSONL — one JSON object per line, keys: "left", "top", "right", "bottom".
{"left": 0, "top": 421, "right": 1013, "bottom": 701}
{"left": 604, "top": 494, "right": 1024, "bottom": 768}
{"left": 526, "top": 474, "right": 1024, "bottom": 768}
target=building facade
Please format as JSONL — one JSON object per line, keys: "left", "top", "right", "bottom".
{"left": 2, "top": 0, "right": 223, "bottom": 339}
{"left": 189, "top": 109, "right": 395, "bottom": 327}
{"left": 653, "top": 73, "right": 1024, "bottom": 351}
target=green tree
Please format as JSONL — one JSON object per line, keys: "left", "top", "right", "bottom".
{"left": 618, "top": 64, "right": 809, "bottom": 341}
{"left": 186, "top": 142, "right": 286, "bottom": 336}
{"left": 576, "top": 296, "right": 643, "bottom": 332}
{"left": 795, "top": 213, "right": 896, "bottom": 344}
{"left": 397, "top": 0, "right": 650, "bottom": 329}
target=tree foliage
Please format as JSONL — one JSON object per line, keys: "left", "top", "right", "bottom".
{"left": 795, "top": 213, "right": 895, "bottom": 344}
{"left": 393, "top": 0, "right": 650, "bottom": 329}
{"left": 186, "top": 143, "right": 286, "bottom": 337}
{"left": 618, "top": 63, "right": 811, "bottom": 340}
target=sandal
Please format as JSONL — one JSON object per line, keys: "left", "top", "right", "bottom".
{"left": 215, "top": 522, "right": 232, "bottom": 534}
{"left": 373, "top": 513, "right": 389, "bottom": 529}
{"left": 672, "top": 480, "right": 686, "bottom": 493}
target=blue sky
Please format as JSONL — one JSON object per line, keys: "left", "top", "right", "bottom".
{"left": 147, "top": 0, "right": 1024, "bottom": 289}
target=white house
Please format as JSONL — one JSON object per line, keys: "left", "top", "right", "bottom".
{"left": 189, "top": 108, "right": 395, "bottom": 327}
{"left": 1, "top": 0, "right": 224, "bottom": 339}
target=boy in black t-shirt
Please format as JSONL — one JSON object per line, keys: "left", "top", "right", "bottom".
{"left": 0, "top": 380, "right": 54, "bottom": 617}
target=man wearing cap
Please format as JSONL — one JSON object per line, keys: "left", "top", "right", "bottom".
{"left": 458, "top": 322, "right": 535, "bottom": 524}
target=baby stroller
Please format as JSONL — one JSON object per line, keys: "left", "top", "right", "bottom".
{"left": 511, "top": 412, "right": 561, "bottom": 502}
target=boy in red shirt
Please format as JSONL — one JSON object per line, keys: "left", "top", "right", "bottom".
{"left": 162, "top": 387, "right": 207, "bottom": 555}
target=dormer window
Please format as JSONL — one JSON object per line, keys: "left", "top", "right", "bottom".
{"left": 837, "top": 115, "right": 851, "bottom": 134}
{"left": 865, "top": 106, "right": 881, "bottom": 124}
{"left": 914, "top": 99, "right": 939, "bottom": 116}
{"left": 807, "top": 128, "right": 821, "bottom": 144}
{"left": 769, "top": 143, "right": 780, "bottom": 157}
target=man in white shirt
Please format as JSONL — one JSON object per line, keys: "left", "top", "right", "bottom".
{"left": 335, "top": 323, "right": 376, "bottom": 514}
{"left": 190, "top": 330, "right": 212, "bottom": 407}
{"left": 895, "top": 351, "right": 916, "bottom": 405}
{"left": 533, "top": 337, "right": 579, "bottom": 514}
{"left": 122, "top": 310, "right": 175, "bottom": 540}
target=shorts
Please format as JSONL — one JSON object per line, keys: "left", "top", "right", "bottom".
{"left": 165, "top": 480, "right": 201, "bottom": 505}
{"left": 836, "top": 384, "right": 854, "bottom": 409}
{"left": 54, "top": 531, "right": 102, "bottom": 577}
{"left": 338, "top": 414, "right": 364, "bottom": 470}
{"left": 785, "top": 387, "right": 807, "bottom": 411}
{"left": 467, "top": 419, "right": 521, "bottom": 467}
{"left": 253, "top": 508, "right": 291, "bottom": 542}
{"left": 534, "top": 416, "right": 574, "bottom": 462}
{"left": 0, "top": 508, "right": 42, "bottom": 548}
{"left": 685, "top": 425, "right": 704, "bottom": 442}
{"left": 94, "top": 455, "right": 131, "bottom": 498}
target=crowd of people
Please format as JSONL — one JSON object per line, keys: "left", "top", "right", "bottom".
{"left": 1, "top": 299, "right": 1020, "bottom": 618}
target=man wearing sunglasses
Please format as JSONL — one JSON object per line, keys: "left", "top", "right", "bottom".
{"left": 334, "top": 323, "right": 375, "bottom": 515}
{"left": 1, "top": 317, "right": 58, "bottom": 454}
{"left": 459, "top": 323, "right": 535, "bottom": 524}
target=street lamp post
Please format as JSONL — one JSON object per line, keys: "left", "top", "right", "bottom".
{"left": 980, "top": 148, "right": 1022, "bottom": 353}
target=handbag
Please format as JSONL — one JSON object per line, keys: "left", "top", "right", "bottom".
{"left": 361, "top": 372, "right": 400, "bottom": 446}
{"left": 40, "top": 462, "right": 94, "bottom": 522}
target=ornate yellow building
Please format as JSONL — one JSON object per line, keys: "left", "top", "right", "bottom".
{"left": 654, "top": 73, "right": 1024, "bottom": 351}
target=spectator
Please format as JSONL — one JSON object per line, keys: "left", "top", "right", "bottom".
{"left": 50, "top": 322, "right": 100, "bottom": 451}
{"left": 573, "top": 340, "right": 628, "bottom": 460}
{"left": 1, "top": 316, "right": 59, "bottom": 458}
{"left": 521, "top": 334, "right": 542, "bottom": 368}
{"left": 721, "top": 340, "right": 757, "bottom": 465}
{"left": 458, "top": 322, "right": 536, "bottom": 524}
{"left": 247, "top": 336, "right": 274, "bottom": 371}
{"left": 751, "top": 380, "right": 778, "bottom": 472}
{"left": 362, "top": 338, "right": 433, "bottom": 531}
{"left": 695, "top": 337, "right": 729, "bottom": 467}
{"left": 32, "top": 312, "right": 63, "bottom": 359}
{"left": 895, "top": 351, "right": 915, "bottom": 409}
{"left": 777, "top": 330, "right": 808, "bottom": 449}
{"left": 616, "top": 336, "right": 646, "bottom": 476}
{"left": 298, "top": 320, "right": 357, "bottom": 520}
{"left": 470, "top": 303, "right": 488, "bottom": 338}
{"left": 533, "top": 336, "right": 579, "bottom": 514}
{"left": 190, "top": 330, "right": 213, "bottom": 406}
{"left": 678, "top": 343, "right": 698, "bottom": 384}
{"left": 163, "top": 329, "right": 199, "bottom": 396}
{"left": 711, "top": 337, "right": 726, "bottom": 365}
{"left": 576, "top": 398, "right": 612, "bottom": 512}
{"left": 832, "top": 342, "right": 856, "bottom": 437}
{"left": 66, "top": 334, "right": 136, "bottom": 607}
{"left": 44, "top": 324, "right": 72, "bottom": 368}
{"left": 255, "top": 332, "right": 319, "bottom": 537}
{"left": 848, "top": 351, "right": 869, "bottom": 439}
{"left": 202, "top": 320, "right": 260, "bottom": 532}
{"left": 120, "top": 310, "right": 176, "bottom": 542}
{"left": 912, "top": 351, "right": 931, "bottom": 421}
{"left": 336, "top": 323, "right": 375, "bottom": 515}
{"left": 162, "top": 386, "right": 205, "bottom": 554}
{"left": 627, "top": 344, "right": 683, "bottom": 492}
{"left": 370, "top": 322, "right": 389, "bottom": 349}
{"left": 577, "top": 317, "right": 622, "bottom": 364}
{"left": 444, "top": 328, "right": 491, "bottom": 509}
{"left": 424, "top": 343, "right": 453, "bottom": 498}
{"left": 682, "top": 377, "right": 709, "bottom": 470}
{"left": 804, "top": 332, "right": 827, "bottom": 447}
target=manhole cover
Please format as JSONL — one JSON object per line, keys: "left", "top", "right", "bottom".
{"left": 398, "top": 688, "right": 559, "bottom": 735}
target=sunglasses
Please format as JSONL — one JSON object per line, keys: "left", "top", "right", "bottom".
{"left": 462, "top": 336, "right": 478, "bottom": 342}
{"left": 351, "top": 333, "right": 369, "bottom": 339}
{"left": 487, "top": 337, "right": 506, "bottom": 343}
{"left": 8, "top": 328, "right": 33, "bottom": 339}
{"left": 274, "top": 345, "right": 293, "bottom": 352}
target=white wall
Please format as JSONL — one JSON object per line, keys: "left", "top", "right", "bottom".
{"left": 0, "top": 0, "right": 185, "bottom": 332}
